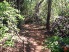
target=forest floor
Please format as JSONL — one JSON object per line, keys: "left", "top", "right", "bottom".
{"left": 0, "top": 24, "right": 51, "bottom": 52}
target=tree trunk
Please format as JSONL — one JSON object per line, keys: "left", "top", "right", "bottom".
{"left": 35, "top": 0, "right": 44, "bottom": 14}
{"left": 46, "top": 0, "right": 52, "bottom": 31}
{"left": 33, "top": 0, "right": 44, "bottom": 23}
{"left": 0, "top": 0, "right": 4, "bottom": 2}
{"left": 20, "top": 0, "right": 24, "bottom": 11}
{"left": 17, "top": 0, "right": 20, "bottom": 10}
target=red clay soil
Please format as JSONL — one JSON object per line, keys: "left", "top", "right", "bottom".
{"left": 0, "top": 24, "right": 51, "bottom": 52}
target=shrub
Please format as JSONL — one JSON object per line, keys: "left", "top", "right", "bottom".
{"left": 58, "top": 8, "right": 69, "bottom": 17}
{"left": 51, "top": 16, "right": 69, "bottom": 37}
{"left": 0, "top": 1, "right": 24, "bottom": 46}
{"left": 44, "top": 36, "right": 69, "bottom": 52}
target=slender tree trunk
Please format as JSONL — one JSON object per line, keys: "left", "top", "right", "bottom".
{"left": 46, "top": 0, "right": 52, "bottom": 31}
{"left": 35, "top": 0, "right": 44, "bottom": 16}
{"left": 20, "top": 0, "right": 24, "bottom": 11}
{"left": 17, "top": 0, "right": 20, "bottom": 10}
{"left": 34, "top": 0, "right": 44, "bottom": 23}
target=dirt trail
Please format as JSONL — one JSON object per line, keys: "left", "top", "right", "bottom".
{"left": 0, "top": 24, "right": 51, "bottom": 52}
{"left": 20, "top": 24, "right": 50, "bottom": 52}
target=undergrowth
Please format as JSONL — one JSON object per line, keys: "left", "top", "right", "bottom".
{"left": 0, "top": 1, "right": 24, "bottom": 47}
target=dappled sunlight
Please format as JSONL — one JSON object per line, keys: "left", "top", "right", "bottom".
{"left": 0, "top": 0, "right": 69, "bottom": 52}
{"left": 18, "top": 24, "right": 50, "bottom": 52}
{"left": 0, "top": 23, "right": 52, "bottom": 52}
{"left": 0, "top": 23, "right": 48, "bottom": 52}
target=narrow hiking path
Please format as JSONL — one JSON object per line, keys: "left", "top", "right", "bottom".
{"left": 19, "top": 24, "right": 50, "bottom": 52}
{"left": 0, "top": 24, "right": 51, "bottom": 52}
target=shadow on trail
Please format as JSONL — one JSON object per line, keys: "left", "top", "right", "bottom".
{"left": 0, "top": 24, "right": 51, "bottom": 52}
{"left": 19, "top": 24, "right": 50, "bottom": 52}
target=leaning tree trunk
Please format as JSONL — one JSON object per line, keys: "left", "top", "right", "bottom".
{"left": 46, "top": 0, "right": 52, "bottom": 31}
{"left": 33, "top": 0, "right": 44, "bottom": 23}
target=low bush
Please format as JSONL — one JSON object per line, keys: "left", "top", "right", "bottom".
{"left": 44, "top": 36, "right": 69, "bottom": 52}
{"left": 51, "top": 16, "right": 69, "bottom": 37}
{"left": 0, "top": 1, "right": 24, "bottom": 46}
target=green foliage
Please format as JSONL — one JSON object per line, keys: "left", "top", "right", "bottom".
{"left": 44, "top": 36, "right": 69, "bottom": 52}
{"left": 58, "top": 9, "right": 69, "bottom": 17}
{"left": 0, "top": 2, "right": 6, "bottom": 12}
{"left": 0, "top": 26, "right": 9, "bottom": 37}
{"left": 4, "top": 39, "right": 14, "bottom": 47}
{"left": 44, "top": 36, "right": 61, "bottom": 52}
{"left": 0, "top": 1, "right": 24, "bottom": 46}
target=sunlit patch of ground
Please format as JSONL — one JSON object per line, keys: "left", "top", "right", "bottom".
{"left": 0, "top": 24, "right": 51, "bottom": 52}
